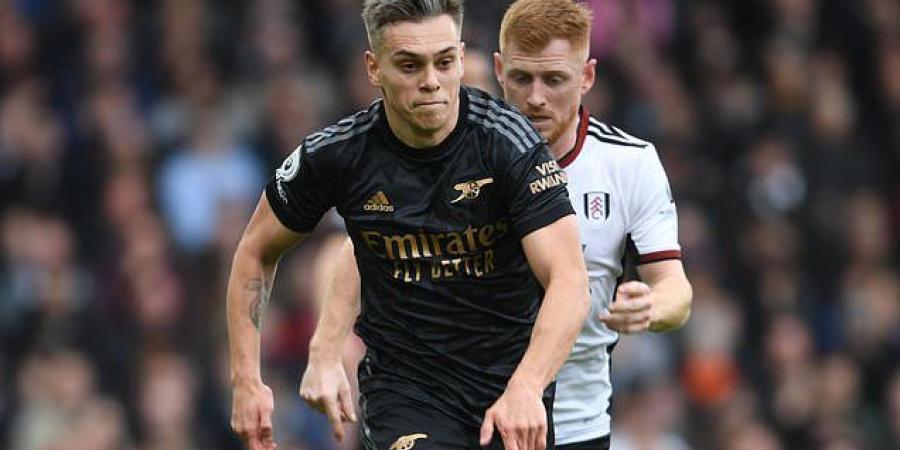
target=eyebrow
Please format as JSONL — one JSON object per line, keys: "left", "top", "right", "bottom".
{"left": 392, "top": 46, "right": 458, "bottom": 60}
{"left": 507, "top": 68, "right": 570, "bottom": 78}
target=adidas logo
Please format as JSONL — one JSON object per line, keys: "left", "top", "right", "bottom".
{"left": 364, "top": 191, "right": 395, "bottom": 213}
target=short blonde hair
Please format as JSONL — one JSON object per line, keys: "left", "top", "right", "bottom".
{"left": 499, "top": 0, "right": 592, "bottom": 55}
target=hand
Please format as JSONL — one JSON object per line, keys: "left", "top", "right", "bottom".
{"left": 231, "top": 379, "right": 277, "bottom": 450}
{"left": 479, "top": 379, "right": 547, "bottom": 450}
{"left": 298, "top": 357, "right": 357, "bottom": 442}
{"left": 599, "top": 281, "right": 654, "bottom": 334}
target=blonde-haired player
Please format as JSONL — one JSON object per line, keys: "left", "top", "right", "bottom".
{"left": 496, "top": 1, "right": 692, "bottom": 448}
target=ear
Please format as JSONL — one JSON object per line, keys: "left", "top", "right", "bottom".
{"left": 365, "top": 50, "right": 381, "bottom": 87}
{"left": 459, "top": 41, "right": 466, "bottom": 75}
{"left": 493, "top": 52, "right": 504, "bottom": 88}
{"left": 581, "top": 57, "right": 597, "bottom": 96}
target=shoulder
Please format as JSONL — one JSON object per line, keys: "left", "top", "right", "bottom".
{"left": 583, "top": 117, "right": 662, "bottom": 165}
{"left": 585, "top": 117, "right": 653, "bottom": 152}
{"left": 301, "top": 100, "right": 383, "bottom": 156}
{"left": 276, "top": 102, "right": 381, "bottom": 183}
{"left": 463, "top": 86, "right": 544, "bottom": 155}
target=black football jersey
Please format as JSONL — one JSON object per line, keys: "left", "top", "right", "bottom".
{"left": 266, "top": 86, "right": 574, "bottom": 425}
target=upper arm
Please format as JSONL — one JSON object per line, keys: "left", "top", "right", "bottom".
{"left": 628, "top": 145, "right": 681, "bottom": 264}
{"left": 520, "top": 215, "right": 585, "bottom": 289}
{"left": 237, "top": 193, "right": 308, "bottom": 264}
{"left": 265, "top": 144, "right": 335, "bottom": 233}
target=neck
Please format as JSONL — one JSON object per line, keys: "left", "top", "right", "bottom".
{"left": 384, "top": 98, "right": 460, "bottom": 149}
{"left": 549, "top": 109, "right": 581, "bottom": 160}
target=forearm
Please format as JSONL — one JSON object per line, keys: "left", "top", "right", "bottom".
{"left": 509, "top": 274, "right": 589, "bottom": 392}
{"left": 227, "top": 245, "right": 278, "bottom": 384}
{"left": 648, "top": 274, "right": 692, "bottom": 332}
{"left": 309, "top": 239, "right": 361, "bottom": 362}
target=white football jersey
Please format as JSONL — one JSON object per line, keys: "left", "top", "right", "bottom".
{"left": 554, "top": 109, "right": 681, "bottom": 445}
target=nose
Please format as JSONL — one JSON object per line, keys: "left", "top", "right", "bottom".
{"left": 420, "top": 64, "right": 440, "bottom": 92}
{"left": 525, "top": 81, "right": 546, "bottom": 109}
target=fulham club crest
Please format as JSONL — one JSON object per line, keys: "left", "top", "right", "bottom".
{"left": 584, "top": 192, "right": 611, "bottom": 222}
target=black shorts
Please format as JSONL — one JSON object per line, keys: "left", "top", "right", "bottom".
{"left": 358, "top": 388, "right": 555, "bottom": 450}
{"left": 556, "top": 435, "right": 610, "bottom": 450}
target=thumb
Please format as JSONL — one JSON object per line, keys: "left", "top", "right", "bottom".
{"left": 479, "top": 410, "right": 495, "bottom": 446}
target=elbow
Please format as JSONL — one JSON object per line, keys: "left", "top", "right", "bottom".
{"left": 570, "top": 270, "right": 591, "bottom": 321}
{"left": 233, "top": 236, "right": 281, "bottom": 269}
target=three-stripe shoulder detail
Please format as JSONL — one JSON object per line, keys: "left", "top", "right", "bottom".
{"left": 586, "top": 117, "right": 648, "bottom": 149}
{"left": 467, "top": 93, "right": 542, "bottom": 153}
{"left": 304, "top": 103, "right": 382, "bottom": 154}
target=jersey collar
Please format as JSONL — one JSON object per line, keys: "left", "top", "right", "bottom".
{"left": 557, "top": 106, "right": 589, "bottom": 169}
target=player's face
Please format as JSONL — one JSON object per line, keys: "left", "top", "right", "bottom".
{"left": 496, "top": 38, "right": 595, "bottom": 147}
{"left": 366, "top": 15, "right": 464, "bottom": 139}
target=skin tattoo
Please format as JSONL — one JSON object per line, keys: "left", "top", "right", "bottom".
{"left": 246, "top": 278, "right": 269, "bottom": 330}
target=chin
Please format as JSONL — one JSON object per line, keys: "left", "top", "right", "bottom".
{"left": 414, "top": 112, "right": 449, "bottom": 131}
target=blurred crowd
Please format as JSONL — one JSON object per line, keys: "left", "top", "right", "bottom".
{"left": 0, "top": 0, "right": 898, "bottom": 449}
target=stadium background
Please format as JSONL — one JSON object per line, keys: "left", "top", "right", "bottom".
{"left": 1, "top": 0, "right": 899, "bottom": 449}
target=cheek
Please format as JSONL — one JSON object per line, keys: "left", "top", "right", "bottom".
{"left": 550, "top": 89, "right": 581, "bottom": 115}
{"left": 503, "top": 86, "right": 527, "bottom": 105}
{"left": 440, "top": 70, "right": 461, "bottom": 85}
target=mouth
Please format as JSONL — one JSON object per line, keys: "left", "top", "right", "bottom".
{"left": 414, "top": 100, "right": 447, "bottom": 108}
{"left": 528, "top": 115, "right": 552, "bottom": 123}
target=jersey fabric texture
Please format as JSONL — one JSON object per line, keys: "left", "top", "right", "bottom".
{"left": 553, "top": 108, "right": 681, "bottom": 445}
{"left": 265, "top": 86, "right": 574, "bottom": 427}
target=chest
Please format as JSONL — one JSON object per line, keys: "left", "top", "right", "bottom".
{"left": 337, "top": 144, "right": 505, "bottom": 235}
{"left": 563, "top": 155, "right": 629, "bottom": 263}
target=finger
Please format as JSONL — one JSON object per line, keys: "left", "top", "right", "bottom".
{"left": 259, "top": 409, "right": 274, "bottom": 444}
{"left": 247, "top": 430, "right": 262, "bottom": 450}
{"left": 617, "top": 311, "right": 651, "bottom": 326}
{"left": 598, "top": 312, "right": 622, "bottom": 328}
{"left": 526, "top": 425, "right": 538, "bottom": 450}
{"left": 479, "top": 411, "right": 495, "bottom": 446}
{"left": 617, "top": 281, "right": 650, "bottom": 297}
{"left": 240, "top": 410, "right": 258, "bottom": 437}
{"left": 625, "top": 318, "right": 651, "bottom": 333}
{"left": 607, "top": 298, "right": 652, "bottom": 313}
{"left": 628, "top": 318, "right": 652, "bottom": 333}
{"left": 501, "top": 427, "right": 519, "bottom": 450}
{"left": 338, "top": 387, "right": 357, "bottom": 422}
{"left": 599, "top": 314, "right": 634, "bottom": 334}
{"left": 324, "top": 397, "right": 345, "bottom": 442}
{"left": 536, "top": 423, "right": 547, "bottom": 450}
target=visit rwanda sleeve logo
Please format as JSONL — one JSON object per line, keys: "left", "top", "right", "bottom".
{"left": 530, "top": 160, "right": 568, "bottom": 194}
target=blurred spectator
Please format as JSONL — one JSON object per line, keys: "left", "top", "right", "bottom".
{"left": 136, "top": 350, "right": 202, "bottom": 450}
{"left": 157, "top": 110, "right": 264, "bottom": 253}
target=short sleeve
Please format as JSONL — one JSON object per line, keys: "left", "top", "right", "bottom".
{"left": 628, "top": 145, "right": 681, "bottom": 264}
{"left": 501, "top": 142, "right": 575, "bottom": 238}
{"left": 265, "top": 144, "right": 333, "bottom": 233}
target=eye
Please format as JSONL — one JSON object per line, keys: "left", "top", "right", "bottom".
{"left": 398, "top": 61, "right": 418, "bottom": 73}
{"left": 545, "top": 75, "right": 565, "bottom": 87}
{"left": 511, "top": 73, "right": 532, "bottom": 85}
{"left": 438, "top": 57, "right": 454, "bottom": 69}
